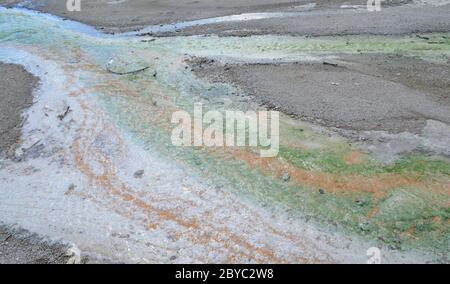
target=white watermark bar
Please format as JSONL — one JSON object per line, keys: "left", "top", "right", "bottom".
{"left": 367, "top": 247, "right": 382, "bottom": 264}
{"left": 367, "top": 0, "right": 384, "bottom": 12}
{"left": 171, "top": 103, "right": 279, "bottom": 158}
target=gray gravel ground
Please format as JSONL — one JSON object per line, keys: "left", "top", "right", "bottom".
{"left": 0, "top": 64, "right": 37, "bottom": 158}
{"left": 189, "top": 55, "right": 450, "bottom": 134}
{"left": 2, "top": 1, "right": 450, "bottom": 36}
{"left": 0, "top": 223, "right": 81, "bottom": 264}
{"left": 0, "top": 0, "right": 377, "bottom": 32}
{"left": 164, "top": 5, "right": 450, "bottom": 37}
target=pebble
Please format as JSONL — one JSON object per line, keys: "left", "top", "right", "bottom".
{"left": 133, "top": 170, "right": 145, "bottom": 179}
{"left": 282, "top": 172, "right": 290, "bottom": 182}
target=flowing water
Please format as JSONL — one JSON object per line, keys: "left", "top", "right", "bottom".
{"left": 0, "top": 7, "right": 449, "bottom": 262}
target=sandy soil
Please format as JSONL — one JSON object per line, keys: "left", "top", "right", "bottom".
{"left": 0, "top": 64, "right": 37, "bottom": 158}
{"left": 1, "top": 0, "right": 362, "bottom": 32}
{"left": 0, "top": 223, "right": 81, "bottom": 264}
{"left": 141, "top": 5, "right": 450, "bottom": 37}
{"left": 3, "top": 0, "right": 449, "bottom": 36}
{"left": 189, "top": 54, "right": 450, "bottom": 134}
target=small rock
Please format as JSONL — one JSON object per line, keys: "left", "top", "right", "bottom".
{"left": 323, "top": 61, "right": 339, "bottom": 67}
{"left": 355, "top": 199, "right": 368, "bottom": 207}
{"left": 388, "top": 237, "right": 402, "bottom": 250}
{"left": 57, "top": 106, "right": 71, "bottom": 121}
{"left": 282, "top": 172, "right": 290, "bottom": 182}
{"left": 133, "top": 170, "right": 145, "bottom": 179}
{"left": 359, "top": 220, "right": 372, "bottom": 232}
{"left": 319, "top": 188, "right": 325, "bottom": 195}
{"left": 65, "top": 184, "right": 76, "bottom": 195}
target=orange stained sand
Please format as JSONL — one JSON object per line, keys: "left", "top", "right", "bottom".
{"left": 368, "top": 207, "right": 380, "bottom": 219}
{"left": 432, "top": 216, "right": 442, "bottom": 224}
{"left": 227, "top": 148, "right": 449, "bottom": 199}
{"left": 344, "top": 151, "right": 364, "bottom": 165}
{"left": 402, "top": 227, "right": 418, "bottom": 240}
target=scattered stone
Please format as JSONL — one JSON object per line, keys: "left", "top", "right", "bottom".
{"left": 21, "top": 142, "right": 45, "bottom": 160}
{"left": 106, "top": 57, "right": 150, "bottom": 75}
{"left": 167, "top": 233, "right": 178, "bottom": 242}
{"left": 57, "top": 106, "right": 71, "bottom": 121}
{"left": 133, "top": 170, "right": 145, "bottom": 179}
{"left": 111, "top": 232, "right": 130, "bottom": 239}
{"left": 323, "top": 61, "right": 339, "bottom": 67}
{"left": 416, "top": 35, "right": 430, "bottom": 40}
{"left": 388, "top": 236, "right": 402, "bottom": 250}
{"left": 141, "top": 39, "right": 156, "bottom": 43}
{"left": 0, "top": 223, "right": 81, "bottom": 264}
{"left": 319, "top": 188, "right": 325, "bottom": 194}
{"left": 65, "top": 183, "right": 76, "bottom": 195}
{"left": 355, "top": 199, "right": 369, "bottom": 207}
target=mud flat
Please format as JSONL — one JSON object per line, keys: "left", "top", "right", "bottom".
{"left": 3, "top": 1, "right": 450, "bottom": 36}
{"left": 1, "top": 0, "right": 360, "bottom": 32}
{"left": 160, "top": 5, "right": 450, "bottom": 37}
{"left": 0, "top": 223, "right": 81, "bottom": 264}
{"left": 0, "top": 63, "right": 37, "bottom": 158}
{"left": 189, "top": 54, "right": 450, "bottom": 135}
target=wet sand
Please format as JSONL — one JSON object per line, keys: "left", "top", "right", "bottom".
{"left": 0, "top": 223, "right": 81, "bottom": 264}
{"left": 167, "top": 5, "right": 450, "bottom": 37}
{"left": 2, "top": 0, "right": 358, "bottom": 32}
{"left": 0, "top": 63, "right": 37, "bottom": 157}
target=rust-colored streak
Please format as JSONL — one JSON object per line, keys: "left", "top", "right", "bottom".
{"left": 343, "top": 151, "right": 364, "bottom": 165}
{"left": 368, "top": 207, "right": 380, "bottom": 219}
{"left": 70, "top": 98, "right": 303, "bottom": 263}
{"left": 228, "top": 149, "right": 449, "bottom": 199}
